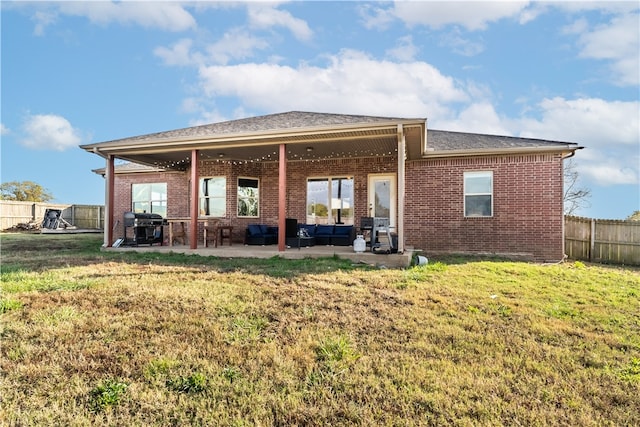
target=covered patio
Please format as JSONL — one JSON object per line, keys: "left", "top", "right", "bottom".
{"left": 81, "top": 112, "right": 428, "bottom": 256}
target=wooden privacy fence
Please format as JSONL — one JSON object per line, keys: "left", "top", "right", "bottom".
{"left": 0, "top": 201, "right": 104, "bottom": 230}
{"left": 565, "top": 215, "right": 640, "bottom": 266}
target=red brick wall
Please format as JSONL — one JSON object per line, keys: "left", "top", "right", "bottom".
{"left": 404, "top": 154, "right": 565, "bottom": 262}
{"left": 112, "top": 153, "right": 565, "bottom": 261}
{"left": 113, "top": 171, "right": 188, "bottom": 239}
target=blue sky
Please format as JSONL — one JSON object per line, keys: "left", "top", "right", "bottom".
{"left": 1, "top": 1, "right": 638, "bottom": 219}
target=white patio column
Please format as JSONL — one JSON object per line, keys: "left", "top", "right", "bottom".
{"left": 397, "top": 124, "right": 405, "bottom": 254}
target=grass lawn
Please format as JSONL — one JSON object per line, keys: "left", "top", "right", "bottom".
{"left": 1, "top": 233, "right": 639, "bottom": 426}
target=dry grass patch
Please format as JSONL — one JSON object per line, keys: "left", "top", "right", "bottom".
{"left": 1, "top": 233, "right": 639, "bottom": 425}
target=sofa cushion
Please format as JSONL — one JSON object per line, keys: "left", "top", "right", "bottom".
{"left": 315, "top": 225, "right": 334, "bottom": 235}
{"left": 333, "top": 226, "right": 352, "bottom": 235}
{"left": 259, "top": 224, "right": 270, "bottom": 235}
{"left": 267, "top": 226, "right": 278, "bottom": 235}
{"left": 248, "top": 224, "right": 262, "bottom": 236}
{"left": 300, "top": 224, "right": 316, "bottom": 236}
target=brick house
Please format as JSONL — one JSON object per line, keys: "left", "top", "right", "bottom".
{"left": 81, "top": 111, "right": 582, "bottom": 262}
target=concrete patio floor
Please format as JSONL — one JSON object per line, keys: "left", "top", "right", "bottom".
{"left": 105, "top": 242, "right": 416, "bottom": 268}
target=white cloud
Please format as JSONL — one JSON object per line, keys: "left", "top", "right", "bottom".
{"left": 439, "top": 28, "right": 485, "bottom": 57}
{"left": 21, "top": 114, "right": 83, "bottom": 151}
{"left": 155, "top": 29, "right": 269, "bottom": 67}
{"left": 247, "top": 3, "right": 312, "bottom": 41}
{"left": 518, "top": 97, "right": 639, "bottom": 146}
{"left": 189, "top": 109, "right": 230, "bottom": 127}
{"left": 579, "top": 158, "right": 638, "bottom": 186}
{"left": 375, "top": 0, "right": 638, "bottom": 31}
{"left": 574, "top": 12, "right": 640, "bottom": 86}
{"left": 425, "top": 94, "right": 640, "bottom": 187}
{"left": 550, "top": 1, "right": 639, "bottom": 15}
{"left": 516, "top": 97, "right": 639, "bottom": 186}
{"left": 206, "top": 28, "right": 270, "bottom": 65}
{"left": 1, "top": 123, "right": 9, "bottom": 135}
{"left": 154, "top": 38, "right": 200, "bottom": 67}
{"left": 386, "top": 35, "right": 419, "bottom": 62}
{"left": 562, "top": 17, "right": 589, "bottom": 35}
{"left": 196, "top": 49, "right": 468, "bottom": 119}
{"left": 387, "top": 1, "right": 531, "bottom": 31}
{"left": 32, "top": 9, "right": 58, "bottom": 36}
{"left": 358, "top": 4, "right": 396, "bottom": 30}
{"left": 31, "top": 1, "right": 196, "bottom": 34}
{"left": 431, "top": 102, "right": 511, "bottom": 135}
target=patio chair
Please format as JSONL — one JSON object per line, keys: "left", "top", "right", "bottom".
{"left": 204, "top": 219, "right": 220, "bottom": 247}
{"left": 172, "top": 221, "right": 187, "bottom": 245}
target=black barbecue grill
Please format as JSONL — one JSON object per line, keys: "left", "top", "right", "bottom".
{"left": 360, "top": 217, "right": 396, "bottom": 253}
{"left": 123, "top": 212, "right": 166, "bottom": 246}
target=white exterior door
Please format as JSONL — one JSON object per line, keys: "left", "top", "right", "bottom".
{"left": 368, "top": 174, "right": 396, "bottom": 228}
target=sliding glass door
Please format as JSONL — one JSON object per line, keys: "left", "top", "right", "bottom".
{"left": 306, "top": 177, "right": 354, "bottom": 225}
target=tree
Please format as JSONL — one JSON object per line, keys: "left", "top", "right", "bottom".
{"left": 627, "top": 211, "right": 640, "bottom": 221}
{"left": 563, "top": 158, "right": 591, "bottom": 215}
{"left": 0, "top": 181, "right": 53, "bottom": 202}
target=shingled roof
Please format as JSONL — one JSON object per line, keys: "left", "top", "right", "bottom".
{"left": 427, "top": 129, "right": 579, "bottom": 153}
{"left": 82, "top": 111, "right": 580, "bottom": 169}
{"left": 96, "top": 111, "right": 422, "bottom": 145}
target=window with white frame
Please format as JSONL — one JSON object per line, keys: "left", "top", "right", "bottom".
{"left": 464, "top": 171, "right": 493, "bottom": 217}
{"left": 306, "top": 177, "right": 354, "bottom": 224}
{"left": 237, "top": 177, "right": 259, "bottom": 217}
{"left": 132, "top": 183, "right": 167, "bottom": 217}
{"left": 199, "top": 177, "right": 226, "bottom": 217}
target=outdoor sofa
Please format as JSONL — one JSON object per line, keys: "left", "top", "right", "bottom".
{"left": 298, "top": 224, "right": 355, "bottom": 246}
{"left": 245, "top": 222, "right": 355, "bottom": 246}
{"left": 245, "top": 224, "right": 278, "bottom": 245}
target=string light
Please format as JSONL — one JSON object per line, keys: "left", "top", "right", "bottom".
{"left": 152, "top": 147, "right": 399, "bottom": 169}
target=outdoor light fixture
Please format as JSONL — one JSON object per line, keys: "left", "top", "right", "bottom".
{"left": 218, "top": 153, "right": 225, "bottom": 158}
{"left": 306, "top": 147, "right": 313, "bottom": 152}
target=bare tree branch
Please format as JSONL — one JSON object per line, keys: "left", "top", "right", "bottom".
{"left": 563, "top": 158, "right": 591, "bottom": 215}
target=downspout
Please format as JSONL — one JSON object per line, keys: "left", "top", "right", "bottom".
{"left": 397, "top": 124, "right": 405, "bottom": 254}
{"left": 278, "top": 143, "right": 287, "bottom": 252}
{"left": 190, "top": 149, "right": 199, "bottom": 249}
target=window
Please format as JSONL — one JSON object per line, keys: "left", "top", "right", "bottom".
{"left": 306, "top": 177, "right": 354, "bottom": 224}
{"left": 464, "top": 171, "right": 493, "bottom": 217}
{"left": 132, "top": 183, "right": 167, "bottom": 217}
{"left": 237, "top": 177, "right": 259, "bottom": 217}
{"left": 199, "top": 177, "right": 226, "bottom": 217}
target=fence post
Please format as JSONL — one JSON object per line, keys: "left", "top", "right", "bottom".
{"left": 590, "top": 218, "right": 595, "bottom": 262}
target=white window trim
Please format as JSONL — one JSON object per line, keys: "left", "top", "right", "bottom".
{"left": 464, "top": 171, "right": 493, "bottom": 218}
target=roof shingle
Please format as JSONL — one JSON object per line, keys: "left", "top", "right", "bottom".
{"left": 427, "top": 129, "right": 577, "bottom": 151}
{"left": 98, "top": 111, "right": 423, "bottom": 145}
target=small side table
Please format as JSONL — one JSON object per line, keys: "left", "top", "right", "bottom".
{"left": 286, "top": 236, "right": 315, "bottom": 249}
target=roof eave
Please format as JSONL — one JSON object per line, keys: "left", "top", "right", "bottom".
{"left": 422, "top": 145, "right": 583, "bottom": 159}
{"left": 80, "top": 119, "right": 427, "bottom": 154}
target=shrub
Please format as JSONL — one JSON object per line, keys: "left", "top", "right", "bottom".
{"left": 88, "top": 379, "right": 128, "bottom": 413}
{"left": 166, "top": 372, "right": 208, "bottom": 394}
